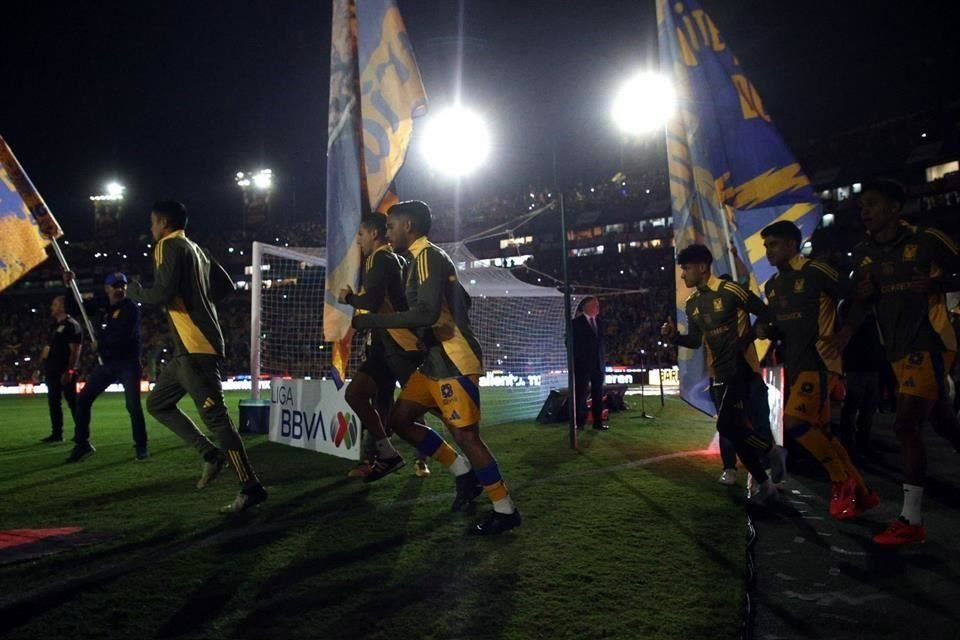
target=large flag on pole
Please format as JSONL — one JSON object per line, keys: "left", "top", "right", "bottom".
{"left": 658, "top": 0, "right": 822, "bottom": 414}
{"left": 324, "top": 0, "right": 427, "bottom": 382}
{"left": 0, "top": 137, "right": 63, "bottom": 293}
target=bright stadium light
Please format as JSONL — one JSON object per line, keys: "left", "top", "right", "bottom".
{"left": 236, "top": 168, "right": 272, "bottom": 191}
{"left": 421, "top": 106, "right": 491, "bottom": 177}
{"left": 253, "top": 169, "right": 273, "bottom": 190}
{"left": 612, "top": 71, "right": 676, "bottom": 135}
{"left": 90, "top": 181, "right": 126, "bottom": 202}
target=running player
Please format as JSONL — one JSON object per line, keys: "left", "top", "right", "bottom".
{"left": 834, "top": 180, "right": 960, "bottom": 545}
{"left": 662, "top": 244, "right": 785, "bottom": 507}
{"left": 760, "top": 220, "right": 878, "bottom": 520}
{"left": 339, "top": 212, "right": 430, "bottom": 480}
{"left": 129, "top": 200, "right": 267, "bottom": 513}
{"left": 352, "top": 200, "right": 521, "bottom": 535}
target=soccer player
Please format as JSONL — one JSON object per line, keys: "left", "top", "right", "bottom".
{"left": 834, "top": 180, "right": 960, "bottom": 545}
{"left": 128, "top": 200, "right": 267, "bottom": 513}
{"left": 352, "top": 200, "right": 521, "bottom": 535}
{"left": 760, "top": 220, "right": 878, "bottom": 521}
{"left": 338, "top": 212, "right": 430, "bottom": 480}
{"left": 67, "top": 271, "right": 149, "bottom": 462}
{"left": 36, "top": 295, "right": 83, "bottom": 445}
{"left": 661, "top": 244, "right": 785, "bottom": 506}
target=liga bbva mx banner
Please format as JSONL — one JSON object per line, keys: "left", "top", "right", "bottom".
{"left": 323, "top": 0, "right": 427, "bottom": 381}
{"left": 658, "top": 0, "right": 822, "bottom": 415}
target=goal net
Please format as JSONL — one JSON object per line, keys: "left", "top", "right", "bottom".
{"left": 250, "top": 241, "right": 568, "bottom": 425}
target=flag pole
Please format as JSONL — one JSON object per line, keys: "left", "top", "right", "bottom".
{"left": 0, "top": 138, "right": 100, "bottom": 359}
{"left": 719, "top": 204, "right": 738, "bottom": 279}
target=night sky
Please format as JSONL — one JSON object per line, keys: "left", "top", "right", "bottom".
{"left": 2, "top": 1, "right": 958, "bottom": 235}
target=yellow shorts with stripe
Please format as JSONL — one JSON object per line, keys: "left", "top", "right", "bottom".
{"left": 398, "top": 370, "right": 481, "bottom": 428}
{"left": 891, "top": 351, "right": 955, "bottom": 401}
{"left": 784, "top": 370, "right": 837, "bottom": 427}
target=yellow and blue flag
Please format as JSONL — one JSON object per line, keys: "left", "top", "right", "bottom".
{"left": 0, "top": 137, "right": 62, "bottom": 293}
{"left": 658, "top": 0, "right": 821, "bottom": 414}
{"left": 324, "top": 0, "right": 427, "bottom": 382}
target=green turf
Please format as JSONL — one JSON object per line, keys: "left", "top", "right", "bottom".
{"left": 0, "top": 391, "right": 746, "bottom": 640}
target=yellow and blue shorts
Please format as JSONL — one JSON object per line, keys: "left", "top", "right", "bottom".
{"left": 398, "top": 370, "right": 481, "bottom": 428}
{"left": 891, "top": 351, "right": 955, "bottom": 401}
{"left": 784, "top": 370, "right": 837, "bottom": 427}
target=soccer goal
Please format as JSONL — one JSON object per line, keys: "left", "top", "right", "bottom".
{"left": 250, "top": 241, "right": 568, "bottom": 425}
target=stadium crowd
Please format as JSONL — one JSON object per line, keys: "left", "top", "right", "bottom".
{"left": 4, "top": 103, "right": 960, "bottom": 390}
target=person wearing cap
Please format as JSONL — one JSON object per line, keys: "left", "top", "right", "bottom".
{"left": 67, "top": 270, "right": 149, "bottom": 462}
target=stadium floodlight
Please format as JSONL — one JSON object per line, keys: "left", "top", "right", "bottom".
{"left": 421, "top": 106, "right": 491, "bottom": 177}
{"left": 89, "top": 181, "right": 126, "bottom": 202}
{"left": 235, "top": 169, "right": 272, "bottom": 190}
{"left": 253, "top": 169, "right": 273, "bottom": 190}
{"left": 611, "top": 71, "right": 676, "bottom": 135}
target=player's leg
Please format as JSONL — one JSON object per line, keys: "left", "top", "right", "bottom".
{"left": 43, "top": 373, "right": 65, "bottom": 442}
{"left": 378, "top": 391, "right": 471, "bottom": 491}
{"left": 62, "top": 370, "right": 79, "bottom": 428}
{"left": 714, "top": 380, "right": 772, "bottom": 487}
{"left": 146, "top": 357, "right": 218, "bottom": 459}
{"left": 440, "top": 375, "right": 520, "bottom": 534}
{"left": 67, "top": 363, "right": 113, "bottom": 462}
{"left": 873, "top": 393, "right": 933, "bottom": 545}
{"left": 388, "top": 353, "right": 432, "bottom": 477}
{"left": 855, "top": 372, "right": 880, "bottom": 456}
{"left": 839, "top": 371, "right": 865, "bottom": 454}
{"left": 344, "top": 370, "right": 390, "bottom": 470}
{"left": 179, "top": 355, "right": 266, "bottom": 512}
{"left": 873, "top": 351, "right": 943, "bottom": 545}
{"left": 119, "top": 359, "right": 148, "bottom": 457}
{"left": 710, "top": 384, "right": 738, "bottom": 483}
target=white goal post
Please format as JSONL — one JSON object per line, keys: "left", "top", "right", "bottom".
{"left": 249, "top": 240, "right": 569, "bottom": 424}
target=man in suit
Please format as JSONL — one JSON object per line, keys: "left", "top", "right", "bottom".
{"left": 572, "top": 296, "right": 608, "bottom": 431}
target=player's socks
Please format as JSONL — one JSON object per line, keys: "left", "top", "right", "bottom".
{"left": 375, "top": 438, "right": 399, "bottom": 459}
{"left": 793, "top": 425, "right": 848, "bottom": 483}
{"left": 474, "top": 460, "right": 516, "bottom": 514}
{"left": 826, "top": 435, "right": 868, "bottom": 494}
{"left": 226, "top": 448, "right": 260, "bottom": 488}
{"left": 416, "top": 427, "right": 470, "bottom": 475}
{"left": 901, "top": 483, "right": 924, "bottom": 525}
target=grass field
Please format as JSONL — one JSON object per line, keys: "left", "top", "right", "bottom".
{"left": 1, "top": 391, "right": 747, "bottom": 640}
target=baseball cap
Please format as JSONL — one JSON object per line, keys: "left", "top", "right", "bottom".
{"left": 105, "top": 272, "right": 128, "bottom": 286}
